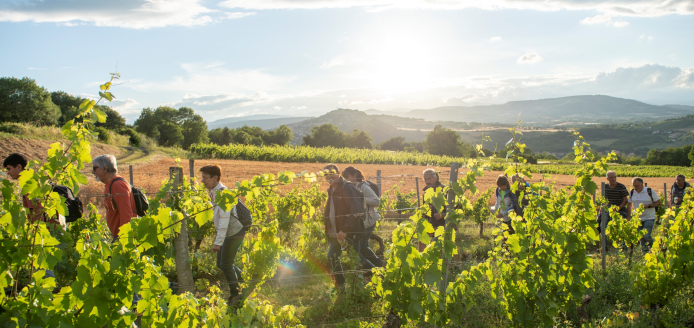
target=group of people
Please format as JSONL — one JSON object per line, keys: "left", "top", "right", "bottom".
{"left": 7, "top": 150, "right": 690, "bottom": 299}
{"left": 487, "top": 169, "right": 690, "bottom": 254}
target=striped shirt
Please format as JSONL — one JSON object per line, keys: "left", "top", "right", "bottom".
{"left": 605, "top": 182, "right": 629, "bottom": 208}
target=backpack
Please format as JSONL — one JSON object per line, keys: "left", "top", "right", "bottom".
{"left": 109, "top": 177, "right": 149, "bottom": 217}
{"left": 233, "top": 199, "right": 253, "bottom": 231}
{"left": 363, "top": 180, "right": 380, "bottom": 197}
{"left": 219, "top": 185, "right": 253, "bottom": 230}
{"left": 355, "top": 181, "right": 380, "bottom": 221}
{"left": 52, "top": 184, "right": 83, "bottom": 223}
{"left": 630, "top": 187, "right": 661, "bottom": 215}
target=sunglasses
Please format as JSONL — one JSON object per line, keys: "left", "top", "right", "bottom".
{"left": 92, "top": 166, "right": 99, "bottom": 172}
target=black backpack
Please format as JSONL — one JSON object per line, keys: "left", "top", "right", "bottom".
{"left": 630, "top": 187, "right": 661, "bottom": 214}
{"left": 233, "top": 199, "right": 253, "bottom": 231}
{"left": 362, "top": 180, "right": 380, "bottom": 197}
{"left": 52, "top": 184, "right": 83, "bottom": 223}
{"left": 109, "top": 177, "right": 149, "bottom": 217}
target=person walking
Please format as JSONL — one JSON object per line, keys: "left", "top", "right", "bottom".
{"left": 491, "top": 175, "right": 522, "bottom": 234}
{"left": 341, "top": 166, "right": 384, "bottom": 270}
{"left": 322, "top": 164, "right": 369, "bottom": 291}
{"left": 93, "top": 155, "right": 137, "bottom": 242}
{"left": 420, "top": 168, "right": 446, "bottom": 251}
{"left": 670, "top": 174, "right": 691, "bottom": 208}
{"left": 599, "top": 171, "right": 629, "bottom": 233}
{"left": 627, "top": 177, "right": 661, "bottom": 253}
{"left": 200, "top": 165, "right": 246, "bottom": 305}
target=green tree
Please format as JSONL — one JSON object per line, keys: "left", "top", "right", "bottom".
{"left": 379, "top": 136, "right": 406, "bottom": 151}
{"left": 424, "top": 125, "right": 464, "bottom": 157}
{"left": 347, "top": 129, "right": 373, "bottom": 149}
{"left": 645, "top": 145, "right": 694, "bottom": 166}
{"left": 0, "top": 77, "right": 60, "bottom": 125}
{"left": 263, "top": 125, "right": 293, "bottom": 145}
{"left": 133, "top": 106, "right": 208, "bottom": 149}
{"left": 233, "top": 131, "right": 252, "bottom": 145}
{"left": 302, "top": 123, "right": 347, "bottom": 148}
{"left": 158, "top": 121, "right": 184, "bottom": 147}
{"left": 181, "top": 115, "right": 209, "bottom": 149}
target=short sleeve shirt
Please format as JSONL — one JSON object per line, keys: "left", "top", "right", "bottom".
{"left": 629, "top": 188, "right": 660, "bottom": 221}
{"left": 605, "top": 182, "right": 629, "bottom": 208}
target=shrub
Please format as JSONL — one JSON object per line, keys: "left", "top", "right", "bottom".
{"left": 120, "top": 128, "right": 141, "bottom": 147}
{"left": 92, "top": 126, "right": 110, "bottom": 143}
{"left": 0, "top": 122, "right": 23, "bottom": 134}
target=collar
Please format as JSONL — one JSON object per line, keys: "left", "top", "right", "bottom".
{"left": 210, "top": 182, "right": 226, "bottom": 192}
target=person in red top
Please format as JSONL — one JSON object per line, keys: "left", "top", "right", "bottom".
{"left": 92, "top": 154, "right": 137, "bottom": 241}
{"left": 4, "top": 153, "right": 62, "bottom": 231}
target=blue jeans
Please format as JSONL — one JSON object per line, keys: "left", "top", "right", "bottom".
{"left": 216, "top": 229, "right": 245, "bottom": 298}
{"left": 639, "top": 220, "right": 655, "bottom": 253}
{"left": 328, "top": 235, "right": 373, "bottom": 287}
{"left": 359, "top": 224, "right": 383, "bottom": 268}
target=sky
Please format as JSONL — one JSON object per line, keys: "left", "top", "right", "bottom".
{"left": 1, "top": 0, "right": 694, "bottom": 123}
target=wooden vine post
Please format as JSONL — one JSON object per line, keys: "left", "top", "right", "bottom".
{"left": 170, "top": 167, "right": 195, "bottom": 294}
{"left": 434, "top": 162, "right": 459, "bottom": 328}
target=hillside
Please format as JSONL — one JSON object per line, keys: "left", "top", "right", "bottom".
{"left": 370, "top": 95, "right": 694, "bottom": 126}
{"left": 208, "top": 115, "right": 312, "bottom": 130}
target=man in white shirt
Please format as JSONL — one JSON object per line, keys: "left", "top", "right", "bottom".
{"left": 627, "top": 177, "right": 661, "bottom": 253}
{"left": 200, "top": 165, "right": 245, "bottom": 305}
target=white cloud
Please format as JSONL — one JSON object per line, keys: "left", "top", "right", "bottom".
{"left": 489, "top": 36, "right": 502, "bottom": 42}
{"left": 580, "top": 14, "right": 629, "bottom": 27}
{"left": 110, "top": 98, "right": 140, "bottom": 115}
{"left": 580, "top": 14, "right": 612, "bottom": 25}
{"left": 225, "top": 12, "right": 256, "bottom": 19}
{"left": 517, "top": 53, "right": 543, "bottom": 64}
{"left": 219, "top": 0, "right": 694, "bottom": 17}
{"left": 0, "top": 0, "right": 255, "bottom": 29}
{"left": 130, "top": 61, "right": 291, "bottom": 94}
{"left": 320, "top": 56, "right": 349, "bottom": 69}
{"left": 640, "top": 33, "right": 654, "bottom": 41}
{"left": 27, "top": 67, "right": 46, "bottom": 70}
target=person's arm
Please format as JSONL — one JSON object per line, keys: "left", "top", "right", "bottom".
{"left": 626, "top": 200, "right": 632, "bottom": 220}
{"left": 362, "top": 184, "right": 380, "bottom": 208}
{"left": 619, "top": 196, "right": 628, "bottom": 209}
{"left": 649, "top": 192, "right": 662, "bottom": 208}
{"left": 213, "top": 207, "right": 230, "bottom": 248}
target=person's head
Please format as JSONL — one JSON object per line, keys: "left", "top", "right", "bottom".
{"left": 676, "top": 174, "right": 686, "bottom": 188}
{"left": 323, "top": 164, "right": 340, "bottom": 186}
{"left": 606, "top": 171, "right": 617, "bottom": 186}
{"left": 199, "top": 165, "right": 222, "bottom": 190}
{"left": 423, "top": 168, "right": 439, "bottom": 187}
{"left": 632, "top": 177, "right": 644, "bottom": 190}
{"left": 92, "top": 154, "right": 118, "bottom": 183}
{"left": 497, "top": 175, "right": 510, "bottom": 191}
{"left": 3, "top": 153, "right": 28, "bottom": 180}
{"left": 342, "top": 166, "right": 364, "bottom": 183}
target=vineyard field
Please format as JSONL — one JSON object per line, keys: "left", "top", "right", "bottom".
{"left": 190, "top": 143, "right": 694, "bottom": 178}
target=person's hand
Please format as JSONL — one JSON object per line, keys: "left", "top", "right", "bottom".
{"left": 337, "top": 231, "right": 347, "bottom": 243}
{"left": 496, "top": 213, "right": 504, "bottom": 219}
{"left": 434, "top": 213, "right": 443, "bottom": 220}
{"left": 212, "top": 245, "right": 221, "bottom": 253}
{"left": 626, "top": 215, "right": 631, "bottom": 221}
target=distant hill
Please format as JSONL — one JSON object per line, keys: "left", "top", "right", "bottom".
{"left": 384, "top": 95, "right": 694, "bottom": 125}
{"left": 208, "top": 115, "right": 311, "bottom": 130}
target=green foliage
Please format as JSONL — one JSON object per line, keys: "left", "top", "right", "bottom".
{"left": 303, "top": 123, "right": 348, "bottom": 148}
{"left": 348, "top": 129, "right": 373, "bottom": 149}
{"left": 379, "top": 136, "right": 406, "bottom": 151}
{"left": 605, "top": 205, "right": 646, "bottom": 264}
{"left": 631, "top": 190, "right": 694, "bottom": 308}
{"left": 425, "top": 124, "right": 467, "bottom": 157}
{"left": 0, "top": 77, "right": 61, "bottom": 126}
{"left": 133, "top": 106, "right": 208, "bottom": 149}
{"left": 208, "top": 125, "right": 293, "bottom": 147}
{"left": 644, "top": 145, "right": 694, "bottom": 167}
{"left": 51, "top": 90, "right": 126, "bottom": 130}
{"left": 231, "top": 299, "right": 304, "bottom": 327}
{"left": 370, "top": 159, "right": 485, "bottom": 326}
{"left": 0, "top": 122, "right": 23, "bottom": 134}
{"left": 92, "top": 125, "right": 111, "bottom": 143}
{"left": 119, "top": 127, "right": 142, "bottom": 146}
